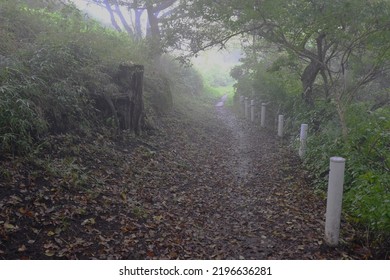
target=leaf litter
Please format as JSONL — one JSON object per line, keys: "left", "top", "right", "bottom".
{"left": 0, "top": 100, "right": 385, "bottom": 259}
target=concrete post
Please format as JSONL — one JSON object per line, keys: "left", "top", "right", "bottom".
{"left": 325, "top": 157, "right": 346, "bottom": 246}
{"left": 244, "top": 97, "right": 249, "bottom": 119}
{"left": 261, "top": 103, "right": 266, "bottom": 127}
{"left": 299, "top": 124, "right": 308, "bottom": 158}
{"left": 240, "top": 95, "right": 245, "bottom": 115}
{"left": 278, "top": 115, "right": 284, "bottom": 137}
{"left": 250, "top": 100, "right": 255, "bottom": 122}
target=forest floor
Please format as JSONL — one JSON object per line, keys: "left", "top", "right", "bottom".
{"left": 0, "top": 96, "right": 381, "bottom": 259}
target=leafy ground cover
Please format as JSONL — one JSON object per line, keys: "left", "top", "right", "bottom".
{"left": 0, "top": 96, "right": 387, "bottom": 259}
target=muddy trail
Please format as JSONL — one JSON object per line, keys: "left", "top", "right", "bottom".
{"left": 0, "top": 98, "right": 368, "bottom": 260}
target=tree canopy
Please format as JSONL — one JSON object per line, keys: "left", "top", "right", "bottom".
{"left": 161, "top": 0, "right": 390, "bottom": 136}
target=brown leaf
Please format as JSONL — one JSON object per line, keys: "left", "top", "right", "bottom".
{"left": 81, "top": 218, "right": 96, "bottom": 226}
{"left": 147, "top": 251, "right": 155, "bottom": 258}
{"left": 45, "top": 250, "right": 55, "bottom": 257}
{"left": 18, "top": 245, "right": 27, "bottom": 252}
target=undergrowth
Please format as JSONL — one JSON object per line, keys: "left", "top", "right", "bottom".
{"left": 0, "top": 0, "right": 151, "bottom": 156}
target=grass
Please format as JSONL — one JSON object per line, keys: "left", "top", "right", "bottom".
{"left": 204, "top": 84, "right": 235, "bottom": 106}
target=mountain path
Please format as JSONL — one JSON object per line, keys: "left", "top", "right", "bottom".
{"left": 0, "top": 98, "right": 361, "bottom": 259}
{"left": 138, "top": 102, "right": 351, "bottom": 259}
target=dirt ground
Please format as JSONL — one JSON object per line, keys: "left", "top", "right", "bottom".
{"left": 0, "top": 98, "right": 381, "bottom": 259}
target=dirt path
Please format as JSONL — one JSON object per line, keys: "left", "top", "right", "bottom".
{"left": 138, "top": 104, "right": 353, "bottom": 259}
{"left": 0, "top": 98, "right": 362, "bottom": 260}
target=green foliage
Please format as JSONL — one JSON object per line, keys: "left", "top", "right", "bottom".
{"left": 157, "top": 55, "right": 204, "bottom": 98}
{"left": 347, "top": 105, "right": 390, "bottom": 176}
{"left": 303, "top": 129, "right": 345, "bottom": 189}
{"left": 254, "top": 61, "right": 301, "bottom": 101}
{"left": 226, "top": 0, "right": 390, "bottom": 234}
{"left": 302, "top": 105, "right": 390, "bottom": 232}
{"left": 0, "top": 67, "right": 48, "bottom": 155}
{"left": 346, "top": 171, "right": 390, "bottom": 232}
{"left": 0, "top": 0, "right": 148, "bottom": 155}
{"left": 233, "top": 48, "right": 390, "bottom": 236}
{"left": 204, "top": 85, "right": 233, "bottom": 98}
{"left": 344, "top": 106, "right": 390, "bottom": 232}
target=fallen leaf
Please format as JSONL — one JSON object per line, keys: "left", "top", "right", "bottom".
{"left": 81, "top": 218, "right": 96, "bottom": 226}
{"left": 45, "top": 250, "right": 55, "bottom": 257}
{"left": 4, "top": 223, "right": 17, "bottom": 230}
{"left": 147, "top": 251, "right": 155, "bottom": 258}
{"left": 18, "top": 245, "right": 27, "bottom": 252}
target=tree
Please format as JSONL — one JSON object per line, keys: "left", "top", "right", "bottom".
{"left": 88, "top": 0, "right": 177, "bottom": 56}
{"left": 162, "top": 0, "right": 390, "bottom": 137}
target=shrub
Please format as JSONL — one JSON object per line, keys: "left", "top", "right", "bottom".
{"left": 0, "top": 67, "right": 48, "bottom": 155}
{"left": 344, "top": 106, "right": 390, "bottom": 232}
{"left": 302, "top": 104, "right": 390, "bottom": 232}
{"left": 0, "top": 0, "right": 149, "bottom": 154}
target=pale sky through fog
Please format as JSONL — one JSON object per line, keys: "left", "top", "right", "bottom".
{"left": 71, "top": 0, "right": 127, "bottom": 27}
{"left": 69, "top": 0, "right": 241, "bottom": 72}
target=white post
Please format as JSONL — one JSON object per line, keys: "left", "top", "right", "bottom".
{"left": 261, "top": 103, "right": 266, "bottom": 127}
{"left": 244, "top": 97, "right": 249, "bottom": 119}
{"left": 240, "top": 95, "right": 245, "bottom": 115}
{"left": 299, "top": 124, "right": 308, "bottom": 158}
{"left": 250, "top": 100, "right": 255, "bottom": 122}
{"left": 325, "top": 157, "right": 346, "bottom": 246}
{"left": 278, "top": 115, "right": 284, "bottom": 137}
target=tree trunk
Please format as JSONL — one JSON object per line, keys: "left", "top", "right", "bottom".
{"left": 116, "top": 64, "right": 145, "bottom": 135}
{"left": 103, "top": 0, "right": 122, "bottom": 32}
{"left": 300, "top": 33, "right": 326, "bottom": 106}
{"left": 146, "top": 5, "right": 162, "bottom": 58}
{"left": 113, "top": 2, "right": 134, "bottom": 36}
{"left": 134, "top": 9, "right": 143, "bottom": 39}
{"left": 301, "top": 59, "right": 321, "bottom": 106}
{"left": 91, "top": 64, "right": 145, "bottom": 135}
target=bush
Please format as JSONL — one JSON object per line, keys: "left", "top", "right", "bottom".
{"left": 0, "top": 0, "right": 148, "bottom": 154}
{"left": 346, "top": 171, "right": 390, "bottom": 232}
{"left": 344, "top": 106, "right": 390, "bottom": 232}
{"left": 0, "top": 67, "right": 48, "bottom": 155}
{"left": 302, "top": 104, "right": 390, "bottom": 232}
